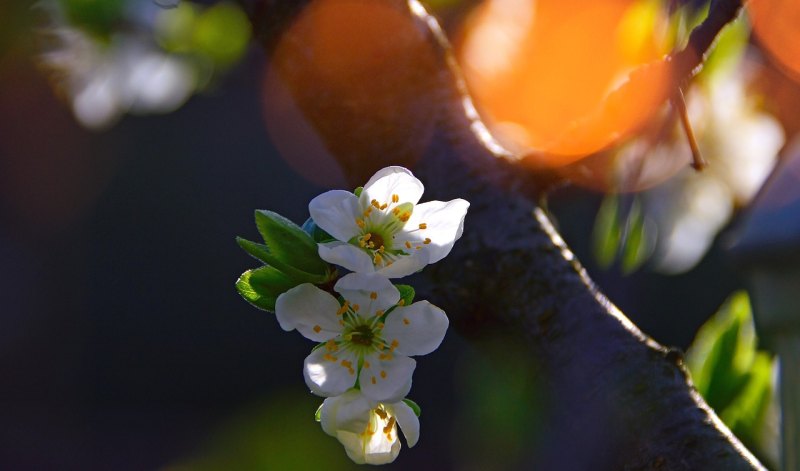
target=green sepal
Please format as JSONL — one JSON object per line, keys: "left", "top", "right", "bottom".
{"left": 396, "top": 284, "right": 415, "bottom": 306}
{"left": 402, "top": 398, "right": 421, "bottom": 417}
{"left": 235, "top": 265, "right": 297, "bottom": 311}
{"left": 236, "top": 236, "right": 327, "bottom": 284}
{"left": 314, "top": 403, "right": 323, "bottom": 422}
{"left": 254, "top": 210, "right": 328, "bottom": 275}
{"left": 354, "top": 186, "right": 363, "bottom": 197}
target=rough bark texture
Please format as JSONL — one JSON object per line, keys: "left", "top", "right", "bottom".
{"left": 248, "top": 0, "right": 765, "bottom": 468}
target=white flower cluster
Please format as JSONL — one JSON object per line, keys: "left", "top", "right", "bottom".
{"left": 274, "top": 166, "right": 469, "bottom": 464}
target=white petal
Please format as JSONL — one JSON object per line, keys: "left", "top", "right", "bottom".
{"left": 382, "top": 301, "right": 449, "bottom": 356}
{"left": 391, "top": 401, "right": 420, "bottom": 448}
{"left": 361, "top": 166, "right": 424, "bottom": 208}
{"left": 359, "top": 353, "right": 415, "bottom": 403}
{"left": 304, "top": 348, "right": 359, "bottom": 397}
{"left": 375, "top": 248, "right": 430, "bottom": 278}
{"left": 404, "top": 199, "right": 469, "bottom": 263}
{"left": 320, "top": 390, "right": 371, "bottom": 437}
{"left": 309, "top": 189, "right": 361, "bottom": 242}
{"left": 336, "top": 431, "right": 368, "bottom": 464}
{"left": 334, "top": 273, "right": 399, "bottom": 314}
{"left": 318, "top": 242, "right": 375, "bottom": 274}
{"left": 275, "top": 284, "right": 341, "bottom": 340}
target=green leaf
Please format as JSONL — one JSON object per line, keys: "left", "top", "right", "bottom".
{"left": 592, "top": 194, "right": 621, "bottom": 269}
{"left": 236, "top": 237, "right": 326, "bottom": 284}
{"left": 402, "top": 398, "right": 421, "bottom": 417}
{"left": 192, "top": 1, "right": 251, "bottom": 67}
{"left": 395, "top": 284, "right": 415, "bottom": 306}
{"left": 235, "top": 266, "right": 297, "bottom": 311}
{"left": 687, "top": 292, "right": 763, "bottom": 413}
{"left": 254, "top": 210, "right": 329, "bottom": 275}
{"left": 353, "top": 186, "right": 363, "bottom": 197}
{"left": 314, "top": 403, "right": 323, "bottom": 422}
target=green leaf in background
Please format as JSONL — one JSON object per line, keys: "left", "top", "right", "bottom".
{"left": 592, "top": 194, "right": 622, "bottom": 269}
{"left": 402, "top": 398, "right": 422, "bottom": 417}
{"left": 59, "top": 0, "right": 125, "bottom": 38}
{"left": 395, "top": 284, "right": 415, "bottom": 306}
{"left": 192, "top": 2, "right": 251, "bottom": 68}
{"left": 314, "top": 403, "right": 323, "bottom": 422}
{"left": 697, "top": 11, "right": 749, "bottom": 85}
{"left": 254, "top": 210, "right": 329, "bottom": 276}
{"left": 686, "top": 291, "right": 777, "bottom": 466}
{"left": 620, "top": 199, "right": 652, "bottom": 275}
{"left": 235, "top": 265, "right": 297, "bottom": 311}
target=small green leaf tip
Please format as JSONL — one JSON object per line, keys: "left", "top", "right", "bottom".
{"left": 402, "top": 398, "right": 421, "bottom": 417}
{"left": 395, "top": 284, "right": 415, "bottom": 307}
{"left": 353, "top": 186, "right": 363, "bottom": 197}
{"left": 315, "top": 403, "right": 323, "bottom": 422}
{"left": 235, "top": 266, "right": 296, "bottom": 311}
{"left": 254, "top": 210, "right": 328, "bottom": 276}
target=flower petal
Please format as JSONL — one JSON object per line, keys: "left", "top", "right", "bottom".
{"left": 334, "top": 272, "right": 399, "bottom": 314}
{"left": 320, "top": 389, "right": 371, "bottom": 437}
{"left": 391, "top": 400, "right": 420, "bottom": 448}
{"left": 318, "top": 242, "right": 376, "bottom": 274}
{"left": 304, "top": 348, "right": 359, "bottom": 397}
{"left": 375, "top": 248, "right": 429, "bottom": 278}
{"left": 382, "top": 301, "right": 449, "bottom": 356}
{"left": 309, "top": 189, "right": 361, "bottom": 242}
{"left": 404, "top": 198, "right": 469, "bottom": 264}
{"left": 360, "top": 353, "right": 415, "bottom": 403}
{"left": 275, "top": 284, "right": 341, "bottom": 341}
{"left": 361, "top": 166, "right": 424, "bottom": 208}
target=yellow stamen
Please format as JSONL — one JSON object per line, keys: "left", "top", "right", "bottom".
{"left": 370, "top": 292, "right": 377, "bottom": 300}
{"left": 399, "top": 212, "right": 410, "bottom": 222}
{"left": 364, "top": 361, "right": 371, "bottom": 368}
{"left": 371, "top": 199, "right": 381, "bottom": 209}
{"left": 380, "top": 370, "right": 387, "bottom": 379}
{"left": 324, "top": 353, "right": 337, "bottom": 362}
{"left": 392, "top": 194, "right": 399, "bottom": 203}
{"left": 356, "top": 218, "right": 365, "bottom": 228}
{"left": 405, "top": 241, "right": 412, "bottom": 249}
{"left": 375, "top": 408, "right": 387, "bottom": 420}
{"left": 398, "top": 300, "right": 405, "bottom": 306}
{"left": 375, "top": 309, "right": 384, "bottom": 317}
{"left": 424, "top": 238, "right": 431, "bottom": 244}
{"left": 390, "top": 339, "right": 399, "bottom": 351}
{"left": 374, "top": 253, "right": 383, "bottom": 264}
{"left": 313, "top": 325, "right": 321, "bottom": 333}
{"left": 383, "top": 417, "right": 396, "bottom": 435}
{"left": 380, "top": 203, "right": 388, "bottom": 210}
{"left": 378, "top": 245, "right": 385, "bottom": 253}
{"left": 419, "top": 223, "right": 427, "bottom": 229}
{"left": 325, "top": 340, "right": 338, "bottom": 351}
{"left": 352, "top": 304, "right": 360, "bottom": 312}
{"left": 371, "top": 376, "right": 377, "bottom": 385}
{"left": 403, "top": 318, "right": 410, "bottom": 325}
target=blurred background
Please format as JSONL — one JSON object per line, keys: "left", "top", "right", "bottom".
{"left": 1, "top": 0, "right": 798, "bottom": 469}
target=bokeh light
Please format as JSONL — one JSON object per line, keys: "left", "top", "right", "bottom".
{"left": 263, "top": 0, "right": 441, "bottom": 186}
{"left": 458, "top": 0, "right": 672, "bottom": 165}
{"left": 748, "top": 0, "right": 800, "bottom": 84}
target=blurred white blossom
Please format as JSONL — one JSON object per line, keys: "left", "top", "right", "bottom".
{"left": 646, "top": 59, "right": 784, "bottom": 273}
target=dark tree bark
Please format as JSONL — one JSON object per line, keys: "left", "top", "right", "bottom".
{"left": 247, "top": 0, "right": 766, "bottom": 468}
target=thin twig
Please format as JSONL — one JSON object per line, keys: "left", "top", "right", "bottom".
{"left": 671, "top": 87, "right": 706, "bottom": 171}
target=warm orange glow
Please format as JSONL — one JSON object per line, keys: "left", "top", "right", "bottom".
{"left": 748, "top": 0, "right": 800, "bottom": 83}
{"left": 263, "top": 0, "right": 440, "bottom": 186}
{"left": 459, "top": 0, "right": 672, "bottom": 165}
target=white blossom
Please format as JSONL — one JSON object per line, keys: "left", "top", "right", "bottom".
{"left": 275, "top": 273, "right": 448, "bottom": 403}
{"left": 309, "top": 166, "right": 469, "bottom": 278}
{"left": 320, "top": 389, "right": 419, "bottom": 465}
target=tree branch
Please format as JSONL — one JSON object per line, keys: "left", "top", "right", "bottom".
{"left": 248, "top": 0, "right": 763, "bottom": 468}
